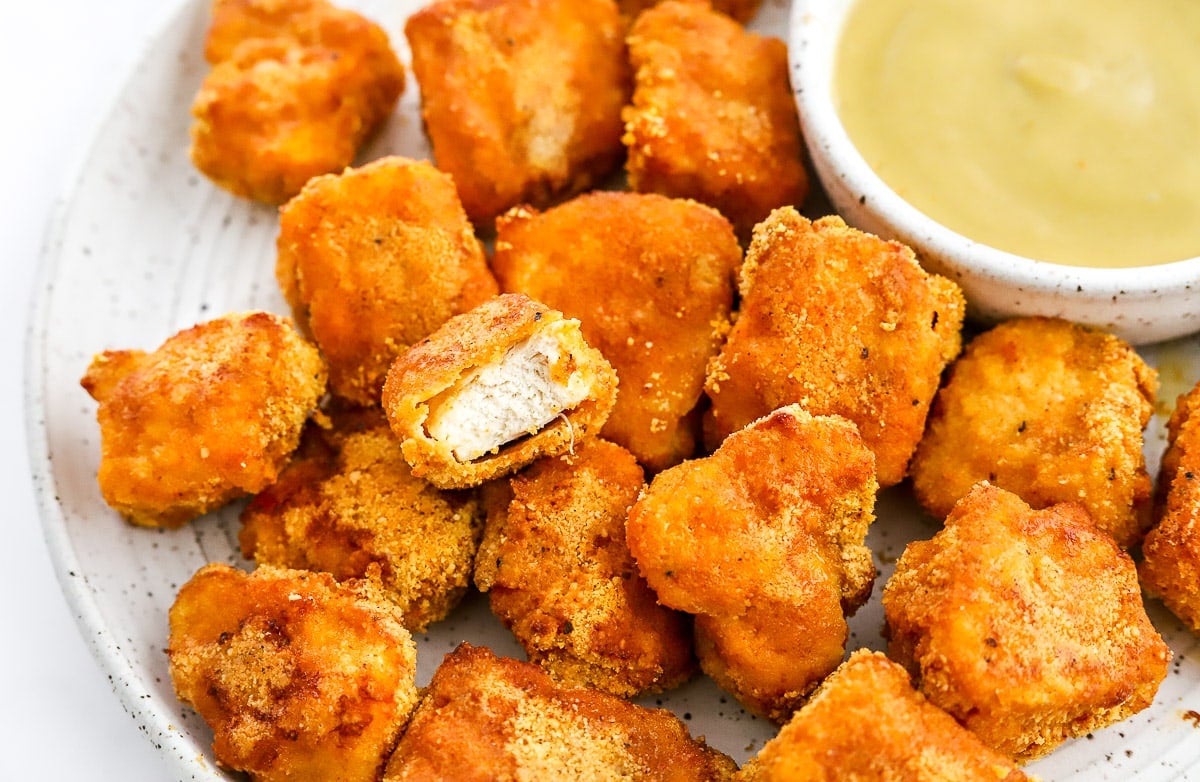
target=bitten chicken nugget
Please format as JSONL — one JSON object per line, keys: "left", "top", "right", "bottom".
{"left": 617, "top": 0, "right": 761, "bottom": 24}
{"left": 191, "top": 0, "right": 404, "bottom": 203}
{"left": 240, "top": 406, "right": 484, "bottom": 632}
{"left": 626, "top": 404, "right": 878, "bottom": 721}
{"left": 736, "top": 651, "right": 1027, "bottom": 781}
{"left": 277, "top": 156, "right": 498, "bottom": 406}
{"left": 382, "top": 643, "right": 736, "bottom": 781}
{"left": 909, "top": 316, "right": 1157, "bottom": 549}
{"left": 168, "top": 563, "right": 419, "bottom": 782}
{"left": 883, "top": 483, "right": 1170, "bottom": 761}
{"left": 622, "top": 0, "right": 808, "bottom": 237}
{"left": 405, "top": 0, "right": 630, "bottom": 227}
{"left": 1140, "top": 379, "right": 1200, "bottom": 633}
{"left": 80, "top": 311, "right": 326, "bottom": 528}
{"left": 383, "top": 293, "right": 618, "bottom": 489}
{"left": 494, "top": 191, "right": 741, "bottom": 471}
{"left": 475, "top": 439, "right": 695, "bottom": 697}
{"left": 704, "top": 210, "right": 965, "bottom": 488}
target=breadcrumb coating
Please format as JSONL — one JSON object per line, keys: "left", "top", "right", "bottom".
{"left": 168, "top": 563, "right": 419, "bottom": 782}
{"left": 475, "top": 439, "right": 696, "bottom": 697}
{"left": 627, "top": 404, "right": 878, "bottom": 721}
{"left": 616, "top": 0, "right": 761, "bottom": 24}
{"left": 383, "top": 643, "right": 736, "bottom": 781}
{"left": 908, "top": 316, "right": 1157, "bottom": 549}
{"left": 80, "top": 311, "right": 326, "bottom": 528}
{"left": 883, "top": 483, "right": 1170, "bottom": 761}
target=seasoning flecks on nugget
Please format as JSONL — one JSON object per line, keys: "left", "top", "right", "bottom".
{"left": 909, "top": 316, "right": 1157, "bottom": 549}
{"left": 168, "top": 563, "right": 419, "bottom": 782}
{"left": 405, "top": 0, "right": 630, "bottom": 227}
{"left": 494, "top": 191, "right": 742, "bottom": 472}
{"left": 883, "top": 483, "right": 1171, "bottom": 762}
{"left": 617, "top": 0, "right": 761, "bottom": 24}
{"left": 475, "top": 439, "right": 696, "bottom": 698}
{"left": 239, "top": 406, "right": 484, "bottom": 633}
{"left": 191, "top": 0, "right": 404, "bottom": 203}
{"left": 80, "top": 311, "right": 326, "bottom": 528}
{"left": 736, "top": 651, "right": 1028, "bottom": 782}
{"left": 277, "top": 155, "right": 498, "bottom": 406}
{"left": 626, "top": 404, "right": 878, "bottom": 721}
{"left": 622, "top": 0, "right": 808, "bottom": 237}
{"left": 704, "top": 209, "right": 965, "bottom": 488}
{"left": 1140, "top": 379, "right": 1200, "bottom": 633}
{"left": 382, "top": 643, "right": 736, "bottom": 781}
{"left": 382, "top": 293, "right": 618, "bottom": 489}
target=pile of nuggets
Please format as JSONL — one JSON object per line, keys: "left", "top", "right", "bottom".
{"left": 79, "top": 0, "right": 1198, "bottom": 779}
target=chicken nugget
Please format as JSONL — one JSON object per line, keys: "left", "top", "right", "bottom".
{"left": 168, "top": 563, "right": 419, "bottom": 782}
{"left": 239, "top": 406, "right": 484, "bottom": 632}
{"left": 80, "top": 311, "right": 326, "bottom": 528}
{"left": 277, "top": 155, "right": 498, "bottom": 406}
{"left": 908, "top": 316, "right": 1157, "bottom": 549}
{"left": 626, "top": 404, "right": 877, "bottom": 721}
{"left": 383, "top": 293, "right": 618, "bottom": 489}
{"left": 405, "top": 0, "right": 630, "bottom": 227}
{"left": 736, "top": 650, "right": 1027, "bottom": 781}
{"left": 191, "top": 0, "right": 404, "bottom": 203}
{"left": 622, "top": 0, "right": 808, "bottom": 238}
{"left": 883, "top": 483, "right": 1170, "bottom": 761}
{"left": 617, "top": 0, "right": 761, "bottom": 24}
{"left": 383, "top": 643, "right": 736, "bottom": 781}
{"left": 475, "top": 439, "right": 695, "bottom": 697}
{"left": 1140, "top": 379, "right": 1200, "bottom": 633}
{"left": 704, "top": 209, "right": 965, "bottom": 488}
{"left": 494, "top": 191, "right": 741, "bottom": 472}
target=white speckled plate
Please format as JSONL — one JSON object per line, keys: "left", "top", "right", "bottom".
{"left": 25, "top": 0, "right": 1200, "bottom": 779}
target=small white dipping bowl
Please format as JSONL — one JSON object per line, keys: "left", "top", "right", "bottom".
{"left": 788, "top": 0, "right": 1200, "bottom": 345}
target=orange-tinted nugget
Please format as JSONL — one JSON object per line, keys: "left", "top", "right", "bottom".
{"left": 1141, "top": 379, "right": 1200, "bottom": 633}
{"left": 382, "top": 643, "right": 736, "bottom": 781}
{"left": 168, "top": 563, "right": 419, "bottom": 782}
{"left": 277, "top": 156, "right": 498, "bottom": 406}
{"left": 80, "top": 311, "right": 326, "bottom": 528}
{"left": 623, "top": 0, "right": 808, "bottom": 237}
{"left": 405, "top": 0, "right": 630, "bottom": 226}
{"left": 494, "top": 191, "right": 742, "bottom": 472}
{"left": 475, "top": 439, "right": 695, "bottom": 697}
{"left": 627, "top": 404, "right": 878, "bottom": 721}
{"left": 704, "top": 210, "right": 965, "bottom": 488}
{"left": 191, "top": 0, "right": 404, "bottom": 203}
{"left": 883, "top": 483, "right": 1170, "bottom": 761}
{"left": 736, "top": 651, "right": 1027, "bottom": 782}
{"left": 617, "top": 0, "right": 761, "bottom": 23}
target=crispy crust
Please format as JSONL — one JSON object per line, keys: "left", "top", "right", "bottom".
{"left": 382, "top": 293, "right": 618, "bottom": 489}
{"left": 617, "top": 0, "right": 761, "bottom": 23}
{"left": 703, "top": 210, "right": 964, "bottom": 488}
{"left": 908, "top": 316, "right": 1157, "bottom": 549}
{"left": 80, "top": 311, "right": 326, "bottom": 528}
{"left": 883, "top": 483, "right": 1171, "bottom": 761}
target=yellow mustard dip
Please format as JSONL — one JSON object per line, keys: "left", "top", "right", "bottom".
{"left": 833, "top": 0, "right": 1200, "bottom": 268}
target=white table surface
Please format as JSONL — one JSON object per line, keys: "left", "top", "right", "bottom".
{"left": 2, "top": 1, "right": 186, "bottom": 778}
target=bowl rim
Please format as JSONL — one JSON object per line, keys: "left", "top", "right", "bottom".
{"left": 787, "top": 0, "right": 1200, "bottom": 302}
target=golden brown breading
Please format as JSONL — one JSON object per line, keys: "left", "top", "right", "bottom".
{"left": 239, "top": 407, "right": 484, "bottom": 632}
{"left": 383, "top": 643, "right": 736, "bottom": 781}
{"left": 703, "top": 210, "right": 965, "bottom": 488}
{"left": 191, "top": 0, "right": 404, "bottom": 203}
{"left": 883, "top": 483, "right": 1171, "bottom": 762}
{"left": 404, "top": 0, "right": 630, "bottom": 227}
{"left": 622, "top": 0, "right": 808, "bottom": 238}
{"left": 80, "top": 311, "right": 325, "bottom": 528}
{"left": 383, "top": 293, "right": 618, "bottom": 489}
{"left": 626, "top": 404, "right": 878, "bottom": 721}
{"left": 475, "top": 439, "right": 695, "bottom": 697}
{"left": 908, "top": 316, "right": 1157, "bottom": 549}
{"left": 276, "top": 155, "right": 498, "bottom": 406}
{"left": 617, "top": 0, "right": 761, "bottom": 24}
{"left": 736, "top": 651, "right": 1027, "bottom": 782}
{"left": 168, "top": 563, "right": 419, "bottom": 782}
{"left": 493, "top": 191, "right": 742, "bottom": 472}
{"left": 1140, "top": 379, "right": 1200, "bottom": 633}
